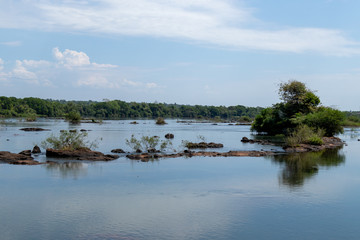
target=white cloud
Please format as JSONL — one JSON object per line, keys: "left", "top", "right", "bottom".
{"left": 0, "top": 0, "right": 358, "bottom": 55}
{"left": 0, "top": 41, "right": 22, "bottom": 47}
{"left": 0, "top": 58, "right": 4, "bottom": 71}
{"left": 12, "top": 60, "right": 38, "bottom": 81}
{"left": 53, "top": 47, "right": 90, "bottom": 67}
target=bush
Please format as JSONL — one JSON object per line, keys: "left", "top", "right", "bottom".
{"left": 41, "top": 130, "right": 98, "bottom": 150}
{"left": 286, "top": 125, "right": 324, "bottom": 147}
{"left": 155, "top": 117, "right": 167, "bottom": 125}
{"left": 303, "top": 107, "right": 345, "bottom": 137}
{"left": 126, "top": 135, "right": 172, "bottom": 152}
{"left": 65, "top": 111, "right": 81, "bottom": 124}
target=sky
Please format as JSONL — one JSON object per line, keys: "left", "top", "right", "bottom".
{"left": 0, "top": 0, "right": 360, "bottom": 110}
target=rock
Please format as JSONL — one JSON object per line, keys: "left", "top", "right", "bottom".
{"left": 126, "top": 150, "right": 274, "bottom": 161}
{"left": 46, "top": 148, "right": 119, "bottom": 161}
{"left": 0, "top": 151, "right": 41, "bottom": 165}
{"left": 20, "top": 128, "right": 50, "bottom": 131}
{"left": 80, "top": 129, "right": 87, "bottom": 132}
{"left": 165, "top": 133, "right": 174, "bottom": 139}
{"left": 130, "top": 121, "right": 138, "bottom": 124}
{"left": 241, "top": 137, "right": 270, "bottom": 145}
{"left": 111, "top": 149, "right": 125, "bottom": 153}
{"left": 136, "top": 149, "right": 142, "bottom": 153}
{"left": 186, "top": 142, "right": 224, "bottom": 149}
{"left": 147, "top": 148, "right": 157, "bottom": 153}
{"left": 32, "top": 145, "right": 41, "bottom": 154}
{"left": 283, "top": 137, "right": 344, "bottom": 153}
{"left": 19, "top": 150, "right": 32, "bottom": 156}
{"left": 69, "top": 130, "right": 77, "bottom": 133}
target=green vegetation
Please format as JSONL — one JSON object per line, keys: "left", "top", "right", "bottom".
{"left": 0, "top": 96, "right": 262, "bottom": 120}
{"left": 155, "top": 117, "right": 167, "bottom": 125}
{"left": 65, "top": 111, "right": 81, "bottom": 124}
{"left": 286, "top": 125, "right": 324, "bottom": 147}
{"left": 41, "top": 130, "right": 98, "bottom": 150}
{"left": 343, "top": 113, "right": 360, "bottom": 127}
{"left": 252, "top": 80, "right": 345, "bottom": 140}
{"left": 126, "top": 135, "right": 173, "bottom": 152}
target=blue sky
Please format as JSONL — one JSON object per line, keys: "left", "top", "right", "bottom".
{"left": 0, "top": 0, "right": 359, "bottom": 110}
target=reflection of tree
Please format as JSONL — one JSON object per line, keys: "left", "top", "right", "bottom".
{"left": 45, "top": 162, "right": 88, "bottom": 179}
{"left": 270, "top": 148, "right": 345, "bottom": 188}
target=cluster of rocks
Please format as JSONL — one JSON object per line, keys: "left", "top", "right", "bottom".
{"left": 126, "top": 150, "right": 275, "bottom": 162}
{"left": 283, "top": 137, "right": 344, "bottom": 153}
{"left": 0, "top": 145, "right": 42, "bottom": 165}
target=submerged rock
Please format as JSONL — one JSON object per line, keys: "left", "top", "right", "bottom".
{"left": 0, "top": 151, "right": 41, "bottom": 165}
{"left": 165, "top": 133, "right": 174, "bottom": 139}
{"left": 20, "top": 128, "right": 50, "bottom": 132}
{"left": 46, "top": 148, "right": 119, "bottom": 161}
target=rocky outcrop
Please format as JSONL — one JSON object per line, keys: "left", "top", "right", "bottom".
{"left": 111, "top": 148, "right": 126, "bottom": 153}
{"left": 283, "top": 137, "right": 344, "bottom": 153}
{"left": 241, "top": 137, "right": 271, "bottom": 145}
{"left": 46, "top": 148, "right": 119, "bottom": 161}
{"left": 19, "top": 128, "right": 50, "bottom": 131}
{"left": 32, "top": 145, "right": 41, "bottom": 154}
{"left": 126, "top": 150, "right": 275, "bottom": 161}
{"left": 0, "top": 151, "right": 41, "bottom": 165}
{"left": 186, "top": 142, "right": 224, "bottom": 149}
{"left": 19, "top": 150, "right": 32, "bottom": 156}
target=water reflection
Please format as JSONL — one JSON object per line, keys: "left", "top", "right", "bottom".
{"left": 270, "top": 148, "right": 345, "bottom": 187}
{"left": 44, "top": 162, "right": 88, "bottom": 179}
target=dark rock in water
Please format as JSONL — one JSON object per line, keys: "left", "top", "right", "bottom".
{"left": 32, "top": 145, "right": 41, "bottom": 154}
{"left": 20, "top": 128, "right": 50, "bottom": 132}
{"left": 165, "top": 133, "right": 174, "bottom": 139}
{"left": 46, "top": 148, "right": 119, "bottom": 161}
{"left": 130, "top": 121, "right": 138, "bottom": 124}
{"left": 19, "top": 150, "right": 32, "bottom": 156}
{"left": 80, "top": 129, "right": 87, "bottom": 132}
{"left": 241, "top": 137, "right": 270, "bottom": 145}
{"left": 186, "top": 142, "right": 224, "bottom": 149}
{"left": 69, "top": 129, "right": 77, "bottom": 133}
{"left": 136, "top": 149, "right": 142, "bottom": 153}
{"left": 111, "top": 149, "right": 125, "bottom": 153}
{"left": 147, "top": 148, "right": 157, "bottom": 153}
{"left": 0, "top": 151, "right": 41, "bottom": 165}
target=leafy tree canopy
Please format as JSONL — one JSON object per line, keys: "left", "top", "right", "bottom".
{"left": 252, "top": 80, "right": 344, "bottom": 137}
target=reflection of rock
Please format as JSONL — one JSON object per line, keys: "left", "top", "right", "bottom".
{"left": 127, "top": 150, "right": 274, "bottom": 161}
{"left": 283, "top": 137, "right": 344, "bottom": 153}
{"left": 20, "top": 128, "right": 50, "bottom": 131}
{"left": 0, "top": 151, "right": 41, "bottom": 165}
{"left": 111, "top": 149, "right": 125, "bottom": 153}
{"left": 186, "top": 142, "right": 224, "bottom": 149}
{"left": 32, "top": 145, "right": 41, "bottom": 153}
{"left": 165, "top": 133, "right": 174, "bottom": 139}
{"left": 45, "top": 162, "right": 87, "bottom": 179}
{"left": 46, "top": 148, "right": 119, "bottom": 161}
{"left": 270, "top": 148, "right": 345, "bottom": 187}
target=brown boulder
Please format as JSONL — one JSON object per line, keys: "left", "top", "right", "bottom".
{"left": 32, "top": 145, "right": 41, "bottom": 154}
{"left": 46, "top": 148, "right": 119, "bottom": 161}
{"left": 0, "top": 151, "right": 41, "bottom": 165}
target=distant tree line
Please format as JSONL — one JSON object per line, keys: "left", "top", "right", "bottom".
{"left": 0, "top": 96, "right": 263, "bottom": 120}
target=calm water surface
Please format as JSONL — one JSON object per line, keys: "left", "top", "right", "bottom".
{"left": 0, "top": 119, "right": 359, "bottom": 240}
